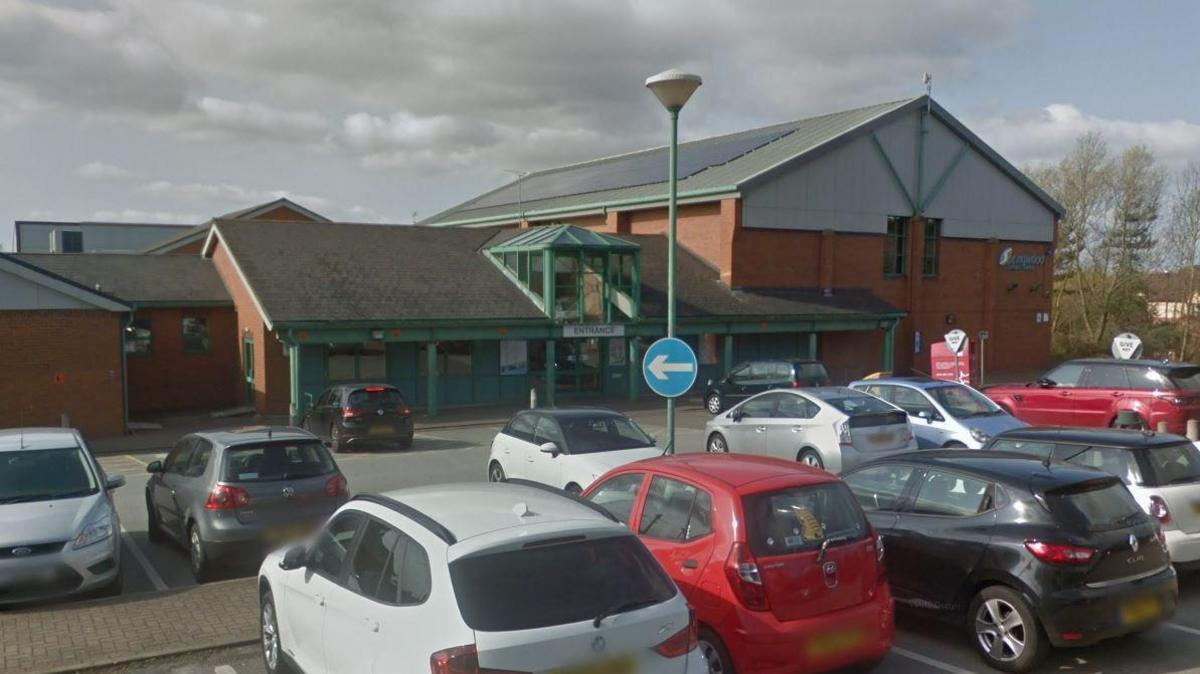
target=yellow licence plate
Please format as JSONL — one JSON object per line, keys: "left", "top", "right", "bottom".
{"left": 1191, "top": 500, "right": 1200, "bottom": 515}
{"left": 868, "top": 433, "right": 894, "bottom": 444}
{"left": 369, "top": 425, "right": 393, "bottom": 436}
{"left": 553, "top": 656, "right": 636, "bottom": 674}
{"left": 266, "top": 525, "right": 313, "bottom": 544}
{"left": 806, "top": 628, "right": 864, "bottom": 659}
{"left": 1120, "top": 596, "right": 1161, "bottom": 625}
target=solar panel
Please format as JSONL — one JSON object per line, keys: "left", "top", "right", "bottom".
{"left": 466, "top": 124, "right": 796, "bottom": 210}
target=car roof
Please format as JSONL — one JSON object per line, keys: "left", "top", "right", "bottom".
{"left": 624, "top": 453, "right": 839, "bottom": 492}
{"left": 518, "top": 407, "right": 629, "bottom": 420}
{"left": 0, "top": 428, "right": 82, "bottom": 453}
{"left": 193, "top": 426, "right": 316, "bottom": 446}
{"left": 863, "top": 449, "right": 1113, "bottom": 489}
{"left": 376, "top": 482, "right": 622, "bottom": 543}
{"left": 333, "top": 382, "right": 396, "bottom": 391}
{"left": 995, "top": 426, "right": 1190, "bottom": 448}
{"left": 799, "top": 386, "right": 870, "bottom": 398}
{"left": 1065, "top": 358, "right": 1195, "bottom": 369}
{"left": 852, "top": 376, "right": 957, "bottom": 389}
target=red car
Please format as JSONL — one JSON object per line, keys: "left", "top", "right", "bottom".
{"left": 985, "top": 358, "right": 1200, "bottom": 433}
{"left": 583, "top": 453, "right": 893, "bottom": 674}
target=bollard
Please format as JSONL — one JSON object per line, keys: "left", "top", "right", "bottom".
{"left": 530, "top": 387, "right": 538, "bottom": 409}
{"left": 1189, "top": 419, "right": 1199, "bottom": 442}
{"left": 1157, "top": 421, "right": 1169, "bottom": 433}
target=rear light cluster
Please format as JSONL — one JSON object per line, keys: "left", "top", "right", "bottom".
{"left": 205, "top": 484, "right": 250, "bottom": 510}
{"left": 874, "top": 533, "right": 887, "bottom": 582}
{"left": 325, "top": 474, "right": 349, "bottom": 498}
{"left": 429, "top": 644, "right": 526, "bottom": 674}
{"left": 725, "top": 542, "right": 770, "bottom": 611}
{"left": 398, "top": 406, "right": 413, "bottom": 416}
{"left": 1024, "top": 540, "right": 1096, "bottom": 565}
{"left": 837, "top": 421, "right": 852, "bottom": 446}
{"left": 342, "top": 407, "right": 367, "bottom": 420}
{"left": 1149, "top": 495, "right": 1171, "bottom": 525}
{"left": 653, "top": 608, "right": 699, "bottom": 658}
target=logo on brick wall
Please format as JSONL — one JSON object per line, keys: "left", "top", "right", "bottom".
{"left": 998, "top": 246, "right": 1046, "bottom": 271}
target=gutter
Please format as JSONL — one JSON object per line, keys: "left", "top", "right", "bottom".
{"left": 426, "top": 185, "right": 740, "bottom": 227}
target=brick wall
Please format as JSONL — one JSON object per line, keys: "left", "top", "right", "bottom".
{"left": 126, "top": 306, "right": 239, "bottom": 415}
{"left": 0, "top": 310, "right": 125, "bottom": 437}
{"left": 208, "top": 240, "right": 291, "bottom": 415}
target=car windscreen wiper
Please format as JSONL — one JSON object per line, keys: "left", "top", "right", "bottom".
{"left": 816, "top": 534, "right": 856, "bottom": 562}
{"left": 0, "top": 493, "right": 55, "bottom": 504}
{"left": 592, "top": 598, "right": 661, "bottom": 628}
{"left": 51, "top": 488, "right": 97, "bottom": 499}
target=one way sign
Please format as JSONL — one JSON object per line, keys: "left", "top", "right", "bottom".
{"left": 642, "top": 337, "right": 698, "bottom": 398}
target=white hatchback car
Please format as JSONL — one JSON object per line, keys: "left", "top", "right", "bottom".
{"left": 704, "top": 388, "right": 917, "bottom": 473}
{"left": 257, "top": 482, "right": 704, "bottom": 674}
{"left": 488, "top": 408, "right": 661, "bottom": 494}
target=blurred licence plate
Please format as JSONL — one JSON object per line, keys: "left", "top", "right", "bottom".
{"left": 1120, "top": 596, "right": 1161, "bottom": 625}
{"left": 266, "top": 524, "right": 314, "bottom": 544}
{"left": 553, "top": 656, "right": 636, "bottom": 674}
{"left": 868, "top": 432, "right": 894, "bottom": 444}
{"left": 369, "top": 425, "right": 393, "bottom": 436}
{"left": 1191, "top": 500, "right": 1200, "bottom": 514}
{"left": 806, "top": 628, "right": 864, "bottom": 659}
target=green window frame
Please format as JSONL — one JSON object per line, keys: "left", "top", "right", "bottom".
{"left": 922, "top": 218, "right": 942, "bottom": 277}
{"left": 884, "top": 215, "right": 909, "bottom": 277}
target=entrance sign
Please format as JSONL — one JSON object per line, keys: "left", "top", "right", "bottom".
{"left": 642, "top": 337, "right": 698, "bottom": 398}
{"left": 563, "top": 324, "right": 625, "bottom": 338}
{"left": 1112, "top": 333, "right": 1143, "bottom": 360}
{"left": 944, "top": 329, "right": 967, "bottom": 355}
{"left": 931, "top": 339, "right": 972, "bottom": 385}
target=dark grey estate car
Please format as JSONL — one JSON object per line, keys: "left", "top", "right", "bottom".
{"left": 144, "top": 426, "right": 349, "bottom": 582}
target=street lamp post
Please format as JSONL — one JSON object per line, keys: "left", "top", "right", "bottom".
{"left": 645, "top": 68, "right": 701, "bottom": 454}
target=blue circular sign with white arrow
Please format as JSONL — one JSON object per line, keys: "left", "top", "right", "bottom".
{"left": 642, "top": 337, "right": 698, "bottom": 398}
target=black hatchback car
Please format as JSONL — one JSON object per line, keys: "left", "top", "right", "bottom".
{"left": 843, "top": 450, "right": 1177, "bottom": 672}
{"left": 703, "top": 358, "right": 830, "bottom": 414}
{"left": 301, "top": 383, "right": 414, "bottom": 452}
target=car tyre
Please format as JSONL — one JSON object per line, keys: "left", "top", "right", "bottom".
{"left": 707, "top": 433, "right": 729, "bottom": 453}
{"left": 969, "top": 585, "right": 1047, "bottom": 673}
{"left": 261, "top": 588, "right": 295, "bottom": 674}
{"left": 697, "top": 627, "right": 735, "bottom": 674}
{"left": 798, "top": 448, "right": 824, "bottom": 470}
{"left": 329, "top": 424, "right": 344, "bottom": 454}
{"left": 488, "top": 461, "right": 506, "bottom": 483}
{"left": 188, "top": 523, "right": 213, "bottom": 583}
{"left": 705, "top": 393, "right": 723, "bottom": 415}
{"left": 146, "top": 495, "right": 166, "bottom": 544}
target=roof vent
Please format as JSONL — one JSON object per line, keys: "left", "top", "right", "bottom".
{"left": 512, "top": 502, "right": 538, "bottom": 518}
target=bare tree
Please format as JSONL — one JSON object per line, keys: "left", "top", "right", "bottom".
{"left": 1163, "top": 162, "right": 1200, "bottom": 357}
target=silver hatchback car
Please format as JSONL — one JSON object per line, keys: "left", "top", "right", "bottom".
{"left": 0, "top": 428, "right": 125, "bottom": 605}
{"left": 145, "top": 426, "right": 348, "bottom": 582}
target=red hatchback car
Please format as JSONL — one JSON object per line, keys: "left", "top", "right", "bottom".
{"left": 583, "top": 453, "right": 893, "bottom": 674}
{"left": 985, "top": 359, "right": 1200, "bottom": 434}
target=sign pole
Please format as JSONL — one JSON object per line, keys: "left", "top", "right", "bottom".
{"left": 666, "top": 107, "right": 679, "bottom": 454}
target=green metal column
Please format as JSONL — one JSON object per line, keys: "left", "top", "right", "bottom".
{"left": 546, "top": 339, "right": 557, "bottom": 407}
{"left": 665, "top": 107, "right": 679, "bottom": 454}
{"left": 882, "top": 322, "right": 896, "bottom": 373}
{"left": 426, "top": 341, "right": 438, "bottom": 417}
{"left": 723, "top": 333, "right": 735, "bottom": 375}
{"left": 808, "top": 332, "right": 819, "bottom": 359}
{"left": 288, "top": 342, "right": 301, "bottom": 425}
{"left": 628, "top": 338, "right": 639, "bottom": 401}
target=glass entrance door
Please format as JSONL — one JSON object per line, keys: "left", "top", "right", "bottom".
{"left": 555, "top": 338, "right": 603, "bottom": 395}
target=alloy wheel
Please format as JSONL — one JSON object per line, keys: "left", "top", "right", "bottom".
{"left": 707, "top": 434, "right": 727, "bottom": 453}
{"left": 706, "top": 394, "right": 722, "bottom": 414}
{"left": 799, "top": 450, "right": 824, "bottom": 469}
{"left": 189, "top": 527, "right": 204, "bottom": 578}
{"left": 262, "top": 601, "right": 280, "bottom": 670}
{"left": 698, "top": 639, "right": 727, "bottom": 674}
{"left": 975, "top": 597, "right": 1026, "bottom": 663}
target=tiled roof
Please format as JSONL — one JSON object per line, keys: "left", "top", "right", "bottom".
{"left": 12, "top": 254, "right": 231, "bottom": 305}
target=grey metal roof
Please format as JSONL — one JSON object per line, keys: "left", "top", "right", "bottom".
{"left": 424, "top": 95, "right": 1064, "bottom": 226}
{"left": 12, "top": 253, "right": 231, "bottom": 305}
{"left": 140, "top": 224, "right": 210, "bottom": 254}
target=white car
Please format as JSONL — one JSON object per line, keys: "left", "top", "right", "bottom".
{"left": 257, "top": 482, "right": 705, "bottom": 674}
{"left": 850, "top": 377, "right": 1027, "bottom": 448}
{"left": 488, "top": 408, "right": 661, "bottom": 494}
{"left": 704, "top": 387, "right": 917, "bottom": 473}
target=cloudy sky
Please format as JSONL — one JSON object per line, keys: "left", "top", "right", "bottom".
{"left": 2, "top": 0, "right": 1199, "bottom": 247}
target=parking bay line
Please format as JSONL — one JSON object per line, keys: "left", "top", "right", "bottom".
{"left": 1165, "top": 622, "right": 1200, "bottom": 637}
{"left": 890, "top": 647, "right": 977, "bottom": 673}
{"left": 119, "top": 523, "right": 168, "bottom": 592}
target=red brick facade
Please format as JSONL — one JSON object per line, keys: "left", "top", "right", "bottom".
{"left": 0, "top": 310, "right": 125, "bottom": 437}
{"left": 126, "top": 306, "right": 239, "bottom": 415}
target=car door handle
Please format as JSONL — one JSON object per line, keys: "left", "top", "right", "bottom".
{"left": 315, "top": 593, "right": 325, "bottom": 607}
{"left": 681, "top": 559, "right": 699, "bottom": 569}
{"left": 364, "top": 618, "right": 380, "bottom": 633}
{"left": 755, "top": 426, "right": 767, "bottom": 433}
{"left": 792, "top": 426, "right": 804, "bottom": 433}
{"left": 1060, "top": 391, "right": 1072, "bottom": 397}
{"left": 1111, "top": 392, "right": 1123, "bottom": 397}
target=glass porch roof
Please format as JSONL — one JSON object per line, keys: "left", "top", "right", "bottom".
{"left": 487, "top": 224, "right": 640, "bottom": 253}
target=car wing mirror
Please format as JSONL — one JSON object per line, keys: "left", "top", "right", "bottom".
{"left": 729, "top": 409, "right": 745, "bottom": 422}
{"left": 1036, "top": 378, "right": 1056, "bottom": 388}
{"left": 106, "top": 474, "right": 126, "bottom": 490}
{"left": 146, "top": 460, "right": 164, "bottom": 474}
{"left": 279, "top": 544, "right": 309, "bottom": 571}
{"left": 539, "top": 442, "right": 560, "bottom": 456}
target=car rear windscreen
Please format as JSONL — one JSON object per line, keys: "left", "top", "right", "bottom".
{"left": 1140, "top": 443, "right": 1200, "bottom": 486}
{"left": 796, "top": 362, "right": 829, "bottom": 381}
{"left": 223, "top": 441, "right": 336, "bottom": 483}
{"left": 347, "top": 388, "right": 405, "bottom": 408}
{"left": 449, "top": 534, "right": 676, "bottom": 632}
{"left": 1044, "top": 479, "right": 1146, "bottom": 532}
{"left": 743, "top": 483, "right": 868, "bottom": 557}
{"left": 810, "top": 392, "right": 897, "bottom": 416}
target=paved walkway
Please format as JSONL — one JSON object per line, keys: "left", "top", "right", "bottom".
{"left": 0, "top": 579, "right": 258, "bottom": 674}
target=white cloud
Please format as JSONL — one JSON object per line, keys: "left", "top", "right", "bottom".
{"left": 186, "top": 97, "right": 330, "bottom": 142}
{"left": 972, "top": 104, "right": 1200, "bottom": 170}
{"left": 137, "top": 179, "right": 333, "bottom": 212}
{"left": 76, "top": 161, "right": 140, "bottom": 181}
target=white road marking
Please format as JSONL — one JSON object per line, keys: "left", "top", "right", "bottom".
{"left": 891, "top": 646, "right": 977, "bottom": 673}
{"left": 124, "top": 453, "right": 148, "bottom": 467}
{"left": 214, "top": 666, "right": 238, "bottom": 674}
{"left": 1165, "top": 622, "right": 1200, "bottom": 637}
{"left": 119, "top": 523, "right": 168, "bottom": 592}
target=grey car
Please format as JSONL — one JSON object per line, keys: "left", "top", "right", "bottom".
{"left": 850, "top": 376, "right": 1026, "bottom": 448}
{"left": 145, "top": 426, "right": 348, "bottom": 582}
{"left": 0, "top": 428, "right": 125, "bottom": 604}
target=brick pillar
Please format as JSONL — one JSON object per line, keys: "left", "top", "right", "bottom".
{"left": 718, "top": 198, "right": 740, "bottom": 286}
{"left": 605, "top": 211, "right": 631, "bottom": 234}
{"left": 819, "top": 230, "right": 836, "bottom": 291}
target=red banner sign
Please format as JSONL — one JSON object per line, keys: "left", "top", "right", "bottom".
{"left": 931, "top": 339, "right": 972, "bottom": 385}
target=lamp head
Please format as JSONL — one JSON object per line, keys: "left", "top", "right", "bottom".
{"left": 645, "top": 69, "right": 702, "bottom": 111}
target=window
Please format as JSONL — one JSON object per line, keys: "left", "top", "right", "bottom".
{"left": 844, "top": 464, "right": 914, "bottom": 512}
{"left": 1054, "top": 445, "right": 1142, "bottom": 485}
{"left": 181, "top": 317, "right": 211, "bottom": 353}
{"left": 771, "top": 362, "right": 794, "bottom": 382}
{"left": 987, "top": 438, "right": 1057, "bottom": 458}
{"left": 860, "top": 384, "right": 893, "bottom": 402}
{"left": 922, "top": 218, "right": 942, "bottom": 276}
{"left": 182, "top": 440, "right": 212, "bottom": 478}
{"left": 587, "top": 473, "right": 645, "bottom": 525}
{"left": 554, "top": 253, "right": 580, "bottom": 321}
{"left": 530, "top": 252, "right": 544, "bottom": 299}
{"left": 388, "top": 532, "right": 432, "bottom": 605}
{"left": 327, "top": 343, "right": 386, "bottom": 381}
{"left": 775, "top": 394, "right": 818, "bottom": 419}
{"left": 505, "top": 412, "right": 537, "bottom": 443}
{"left": 748, "top": 361, "right": 775, "bottom": 382}
{"left": 60, "top": 230, "right": 83, "bottom": 253}
{"left": 927, "top": 384, "right": 1002, "bottom": 418}
{"left": 345, "top": 519, "right": 430, "bottom": 605}
{"left": 1081, "top": 364, "right": 1131, "bottom": 389}
{"left": 419, "top": 341, "right": 473, "bottom": 376}
{"left": 348, "top": 519, "right": 394, "bottom": 600}
{"left": 125, "top": 317, "right": 152, "bottom": 355}
{"left": 743, "top": 483, "right": 868, "bottom": 557}
{"left": 163, "top": 439, "right": 195, "bottom": 475}
{"left": 532, "top": 416, "right": 565, "bottom": 448}
{"left": 892, "top": 387, "right": 937, "bottom": 417}
{"left": 310, "top": 512, "right": 364, "bottom": 580}
{"left": 910, "top": 470, "right": 995, "bottom": 517}
{"left": 727, "top": 363, "right": 751, "bottom": 384}
{"left": 610, "top": 253, "right": 635, "bottom": 297}
{"left": 739, "top": 394, "right": 781, "bottom": 418}
{"left": 222, "top": 441, "right": 336, "bottom": 483}
{"left": 1140, "top": 443, "right": 1200, "bottom": 486}
{"left": 884, "top": 215, "right": 909, "bottom": 276}
{"left": 1043, "top": 362, "right": 1086, "bottom": 388}
{"left": 346, "top": 387, "right": 406, "bottom": 409}
{"left": 1128, "top": 367, "right": 1172, "bottom": 391}
{"left": 1043, "top": 480, "right": 1144, "bottom": 532}
{"left": 639, "top": 476, "right": 713, "bottom": 541}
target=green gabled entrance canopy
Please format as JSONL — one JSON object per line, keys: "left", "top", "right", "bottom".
{"left": 487, "top": 224, "right": 640, "bottom": 253}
